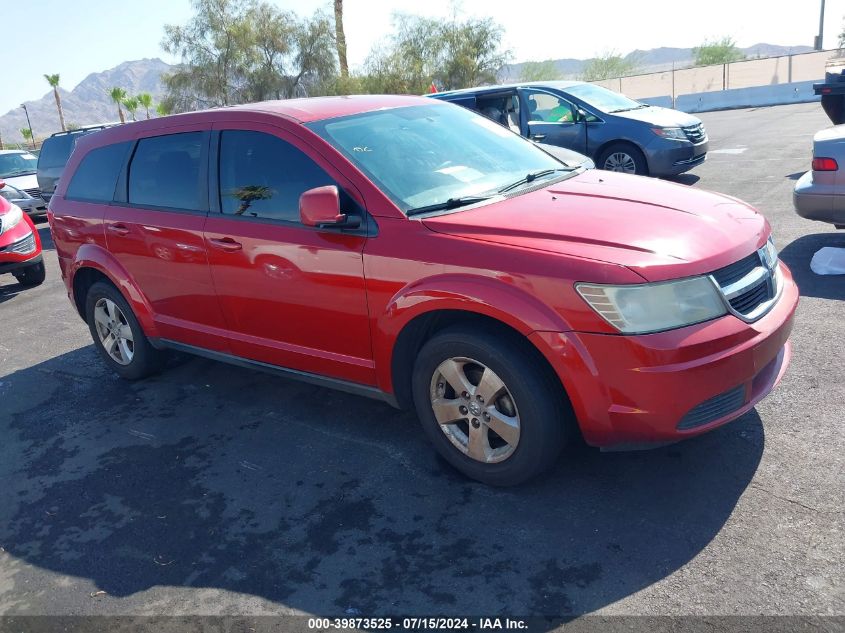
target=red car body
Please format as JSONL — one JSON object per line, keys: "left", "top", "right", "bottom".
{"left": 0, "top": 196, "right": 43, "bottom": 280}
{"left": 49, "top": 95, "right": 797, "bottom": 450}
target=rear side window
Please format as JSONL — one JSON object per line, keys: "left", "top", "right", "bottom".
{"left": 128, "top": 132, "right": 205, "bottom": 211}
{"left": 38, "top": 134, "right": 78, "bottom": 170}
{"left": 65, "top": 142, "right": 131, "bottom": 202}
{"left": 218, "top": 130, "right": 336, "bottom": 223}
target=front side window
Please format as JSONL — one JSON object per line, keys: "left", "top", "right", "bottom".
{"left": 128, "top": 132, "right": 204, "bottom": 211}
{"left": 218, "top": 130, "right": 337, "bottom": 223}
{"left": 66, "top": 142, "right": 131, "bottom": 202}
{"left": 524, "top": 90, "right": 575, "bottom": 123}
{"left": 308, "top": 103, "right": 567, "bottom": 212}
{"left": 0, "top": 152, "right": 38, "bottom": 178}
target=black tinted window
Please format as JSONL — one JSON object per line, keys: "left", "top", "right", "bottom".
{"left": 38, "top": 134, "right": 78, "bottom": 170}
{"left": 65, "top": 142, "right": 131, "bottom": 202}
{"left": 219, "top": 130, "right": 336, "bottom": 222}
{"left": 129, "top": 132, "right": 204, "bottom": 210}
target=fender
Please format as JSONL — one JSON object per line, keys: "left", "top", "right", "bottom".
{"left": 70, "top": 243, "right": 160, "bottom": 338}
{"left": 372, "top": 273, "right": 573, "bottom": 393}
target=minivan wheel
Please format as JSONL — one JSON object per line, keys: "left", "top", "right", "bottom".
{"left": 412, "top": 325, "right": 569, "bottom": 486}
{"left": 85, "top": 281, "right": 164, "bottom": 380}
{"left": 598, "top": 143, "right": 648, "bottom": 175}
{"left": 13, "top": 261, "right": 46, "bottom": 287}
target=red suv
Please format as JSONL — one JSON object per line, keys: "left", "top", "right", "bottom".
{"left": 49, "top": 95, "right": 798, "bottom": 485}
{"left": 0, "top": 187, "right": 45, "bottom": 287}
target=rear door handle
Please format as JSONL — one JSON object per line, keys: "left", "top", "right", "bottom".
{"left": 107, "top": 223, "right": 130, "bottom": 236}
{"left": 208, "top": 237, "right": 243, "bottom": 252}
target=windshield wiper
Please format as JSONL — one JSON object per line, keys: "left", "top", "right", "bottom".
{"left": 609, "top": 104, "right": 649, "bottom": 113}
{"left": 2, "top": 170, "right": 35, "bottom": 177}
{"left": 497, "top": 168, "right": 572, "bottom": 194}
{"left": 407, "top": 194, "right": 495, "bottom": 216}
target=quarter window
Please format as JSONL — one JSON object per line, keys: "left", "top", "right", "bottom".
{"left": 218, "top": 130, "right": 337, "bottom": 223}
{"left": 128, "top": 132, "right": 205, "bottom": 211}
{"left": 65, "top": 142, "right": 131, "bottom": 202}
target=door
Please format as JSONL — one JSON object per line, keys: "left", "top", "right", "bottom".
{"left": 203, "top": 124, "right": 374, "bottom": 386}
{"left": 105, "top": 127, "right": 230, "bottom": 352}
{"left": 519, "top": 88, "right": 588, "bottom": 154}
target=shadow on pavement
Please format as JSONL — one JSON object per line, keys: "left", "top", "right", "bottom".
{"left": 0, "top": 347, "right": 764, "bottom": 617}
{"left": 664, "top": 174, "right": 701, "bottom": 186}
{"left": 785, "top": 172, "right": 804, "bottom": 181}
{"left": 779, "top": 232, "right": 845, "bottom": 301}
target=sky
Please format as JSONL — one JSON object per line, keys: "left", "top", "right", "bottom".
{"left": 3, "top": 0, "right": 843, "bottom": 115}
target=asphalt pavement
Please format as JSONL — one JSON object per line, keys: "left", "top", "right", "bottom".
{"left": 0, "top": 102, "right": 842, "bottom": 622}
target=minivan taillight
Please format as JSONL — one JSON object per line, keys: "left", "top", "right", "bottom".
{"left": 812, "top": 157, "right": 839, "bottom": 171}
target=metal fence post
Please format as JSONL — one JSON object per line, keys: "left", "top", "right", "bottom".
{"left": 788, "top": 54, "right": 793, "bottom": 83}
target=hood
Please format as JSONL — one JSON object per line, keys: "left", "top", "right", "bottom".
{"left": 2, "top": 173, "right": 38, "bottom": 191}
{"left": 610, "top": 105, "right": 701, "bottom": 128}
{"left": 422, "top": 170, "right": 769, "bottom": 282}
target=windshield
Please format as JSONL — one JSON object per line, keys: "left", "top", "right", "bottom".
{"left": 565, "top": 83, "right": 645, "bottom": 113}
{"left": 0, "top": 152, "right": 38, "bottom": 178}
{"left": 308, "top": 104, "right": 569, "bottom": 213}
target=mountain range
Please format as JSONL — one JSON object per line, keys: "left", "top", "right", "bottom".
{"left": 0, "top": 43, "right": 816, "bottom": 144}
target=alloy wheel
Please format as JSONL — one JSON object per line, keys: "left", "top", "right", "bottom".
{"left": 604, "top": 152, "right": 637, "bottom": 173}
{"left": 93, "top": 298, "right": 135, "bottom": 365}
{"left": 429, "top": 357, "right": 521, "bottom": 463}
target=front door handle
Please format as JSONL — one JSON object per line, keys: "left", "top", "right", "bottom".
{"left": 208, "top": 237, "right": 243, "bottom": 252}
{"left": 531, "top": 134, "right": 546, "bottom": 141}
{"left": 107, "top": 223, "right": 130, "bottom": 236}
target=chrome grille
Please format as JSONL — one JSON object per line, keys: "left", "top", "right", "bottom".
{"left": 677, "top": 385, "right": 746, "bottom": 430}
{"left": 682, "top": 123, "right": 707, "bottom": 144}
{"left": 709, "top": 245, "right": 781, "bottom": 322}
{"left": 0, "top": 232, "right": 36, "bottom": 255}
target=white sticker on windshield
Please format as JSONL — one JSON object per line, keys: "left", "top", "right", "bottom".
{"left": 436, "top": 165, "right": 485, "bottom": 182}
{"left": 22, "top": 154, "right": 37, "bottom": 160}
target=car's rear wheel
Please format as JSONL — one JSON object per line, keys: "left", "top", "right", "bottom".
{"left": 597, "top": 143, "right": 648, "bottom": 175}
{"left": 13, "top": 261, "right": 46, "bottom": 287}
{"left": 85, "top": 281, "right": 164, "bottom": 380}
{"left": 412, "top": 325, "right": 571, "bottom": 485}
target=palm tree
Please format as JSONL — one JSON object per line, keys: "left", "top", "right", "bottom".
{"left": 137, "top": 93, "right": 153, "bottom": 119}
{"left": 156, "top": 101, "right": 173, "bottom": 117}
{"left": 20, "top": 128, "right": 34, "bottom": 149}
{"left": 44, "top": 74, "right": 66, "bottom": 131}
{"left": 109, "top": 87, "right": 127, "bottom": 124}
{"left": 122, "top": 96, "right": 139, "bottom": 122}
{"left": 334, "top": 0, "right": 349, "bottom": 79}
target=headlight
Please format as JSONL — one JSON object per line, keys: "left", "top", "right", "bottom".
{"left": 0, "top": 203, "right": 23, "bottom": 235}
{"left": 651, "top": 127, "right": 687, "bottom": 141}
{"left": 576, "top": 276, "right": 727, "bottom": 334}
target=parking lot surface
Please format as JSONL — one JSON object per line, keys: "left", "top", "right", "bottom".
{"left": 0, "top": 102, "right": 843, "bottom": 619}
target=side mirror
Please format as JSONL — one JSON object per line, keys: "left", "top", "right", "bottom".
{"left": 576, "top": 108, "right": 588, "bottom": 122}
{"left": 299, "top": 185, "right": 360, "bottom": 229}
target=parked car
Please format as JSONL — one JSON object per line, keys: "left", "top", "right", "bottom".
{"left": 430, "top": 81, "right": 708, "bottom": 177}
{"left": 0, "top": 179, "right": 48, "bottom": 218}
{"left": 37, "top": 124, "right": 118, "bottom": 202}
{"left": 0, "top": 195, "right": 45, "bottom": 286}
{"left": 49, "top": 95, "right": 796, "bottom": 485}
{"left": 0, "top": 149, "right": 44, "bottom": 202}
{"left": 793, "top": 126, "right": 845, "bottom": 228}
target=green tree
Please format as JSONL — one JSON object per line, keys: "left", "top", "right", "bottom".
{"left": 693, "top": 37, "right": 745, "bottom": 66}
{"left": 109, "top": 87, "right": 127, "bottom": 123}
{"left": 518, "top": 60, "right": 562, "bottom": 82}
{"left": 44, "top": 73, "right": 66, "bottom": 131}
{"left": 20, "top": 128, "right": 34, "bottom": 149}
{"left": 156, "top": 100, "right": 174, "bottom": 116}
{"left": 122, "top": 97, "right": 139, "bottom": 121}
{"left": 580, "top": 51, "right": 640, "bottom": 81}
{"left": 137, "top": 93, "right": 154, "bottom": 119}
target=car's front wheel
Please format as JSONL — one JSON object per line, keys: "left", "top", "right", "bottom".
{"left": 412, "top": 325, "right": 571, "bottom": 485}
{"left": 13, "top": 261, "right": 46, "bottom": 287}
{"left": 85, "top": 281, "right": 164, "bottom": 380}
{"left": 597, "top": 143, "right": 648, "bottom": 175}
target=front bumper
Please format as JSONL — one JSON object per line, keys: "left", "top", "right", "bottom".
{"left": 0, "top": 216, "right": 43, "bottom": 274}
{"left": 794, "top": 170, "right": 845, "bottom": 225}
{"left": 645, "top": 138, "right": 709, "bottom": 176}
{"left": 530, "top": 262, "right": 798, "bottom": 447}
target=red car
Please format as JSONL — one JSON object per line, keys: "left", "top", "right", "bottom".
{"left": 49, "top": 95, "right": 798, "bottom": 485}
{"left": 0, "top": 185, "right": 45, "bottom": 287}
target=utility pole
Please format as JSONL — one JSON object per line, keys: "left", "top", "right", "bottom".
{"left": 20, "top": 104, "right": 35, "bottom": 149}
{"left": 816, "top": 0, "right": 826, "bottom": 50}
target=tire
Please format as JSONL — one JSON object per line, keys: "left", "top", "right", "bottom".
{"left": 411, "top": 325, "right": 572, "bottom": 486}
{"left": 84, "top": 281, "right": 164, "bottom": 380}
{"left": 597, "top": 143, "right": 648, "bottom": 176}
{"left": 13, "top": 261, "right": 46, "bottom": 287}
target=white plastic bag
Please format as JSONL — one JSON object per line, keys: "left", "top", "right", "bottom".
{"left": 810, "top": 247, "right": 845, "bottom": 275}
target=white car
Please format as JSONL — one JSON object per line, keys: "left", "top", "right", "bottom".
{"left": 0, "top": 150, "right": 43, "bottom": 202}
